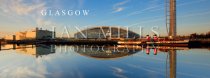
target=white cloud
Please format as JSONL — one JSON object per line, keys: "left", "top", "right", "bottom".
{"left": 0, "top": 0, "right": 45, "bottom": 15}
{"left": 0, "top": 0, "right": 54, "bottom": 27}
{"left": 14, "top": 67, "right": 45, "bottom": 78}
{"left": 0, "top": 66, "right": 48, "bottom": 78}
{"left": 115, "top": 7, "right": 124, "bottom": 13}
{"left": 111, "top": 66, "right": 127, "bottom": 78}
{"left": 112, "top": 0, "right": 130, "bottom": 13}
{"left": 13, "top": 0, "right": 44, "bottom": 15}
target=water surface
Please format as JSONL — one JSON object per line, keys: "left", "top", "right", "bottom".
{"left": 0, "top": 44, "right": 210, "bottom": 78}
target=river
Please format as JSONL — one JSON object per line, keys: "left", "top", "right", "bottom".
{"left": 0, "top": 44, "right": 209, "bottom": 78}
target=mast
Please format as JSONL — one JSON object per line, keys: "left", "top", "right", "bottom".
{"left": 169, "top": 0, "right": 176, "bottom": 39}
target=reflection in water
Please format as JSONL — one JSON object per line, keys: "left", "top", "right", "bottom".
{"left": 71, "top": 45, "right": 178, "bottom": 78}
{"left": 16, "top": 45, "right": 56, "bottom": 57}
{"left": 1, "top": 44, "right": 209, "bottom": 78}
{"left": 169, "top": 50, "right": 176, "bottom": 78}
{"left": 73, "top": 45, "right": 188, "bottom": 59}
{"left": 0, "top": 44, "right": 179, "bottom": 78}
{"left": 74, "top": 45, "right": 178, "bottom": 78}
{"left": 1, "top": 44, "right": 55, "bottom": 57}
{"left": 74, "top": 45, "right": 179, "bottom": 78}
{"left": 74, "top": 45, "right": 142, "bottom": 59}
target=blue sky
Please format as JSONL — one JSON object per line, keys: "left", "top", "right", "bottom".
{"left": 0, "top": 0, "right": 210, "bottom": 37}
